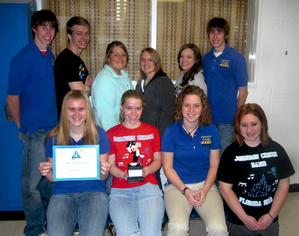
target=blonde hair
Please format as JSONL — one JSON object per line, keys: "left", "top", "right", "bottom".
{"left": 49, "top": 90, "right": 98, "bottom": 145}
{"left": 139, "top": 47, "right": 162, "bottom": 79}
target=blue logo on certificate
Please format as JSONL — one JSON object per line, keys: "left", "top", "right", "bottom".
{"left": 72, "top": 150, "right": 81, "bottom": 160}
{"left": 53, "top": 145, "right": 100, "bottom": 181}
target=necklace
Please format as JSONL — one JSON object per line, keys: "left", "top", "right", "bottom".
{"left": 183, "top": 124, "right": 198, "bottom": 137}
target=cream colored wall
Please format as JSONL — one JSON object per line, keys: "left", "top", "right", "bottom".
{"left": 247, "top": 0, "right": 299, "bottom": 183}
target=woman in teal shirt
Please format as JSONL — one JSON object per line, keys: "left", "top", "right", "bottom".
{"left": 91, "top": 41, "right": 133, "bottom": 131}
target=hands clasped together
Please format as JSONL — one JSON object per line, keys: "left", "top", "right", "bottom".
{"left": 242, "top": 213, "right": 274, "bottom": 231}
{"left": 184, "top": 187, "right": 209, "bottom": 207}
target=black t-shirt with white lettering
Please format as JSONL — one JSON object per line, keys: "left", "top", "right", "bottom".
{"left": 217, "top": 140, "right": 294, "bottom": 224}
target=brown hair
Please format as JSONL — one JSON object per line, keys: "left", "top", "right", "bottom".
{"left": 206, "top": 17, "right": 230, "bottom": 43}
{"left": 31, "top": 9, "right": 59, "bottom": 36}
{"left": 120, "top": 90, "right": 144, "bottom": 122}
{"left": 66, "top": 16, "right": 90, "bottom": 35}
{"left": 49, "top": 90, "right": 98, "bottom": 145}
{"left": 177, "top": 43, "right": 203, "bottom": 86}
{"left": 104, "top": 40, "right": 129, "bottom": 67}
{"left": 234, "top": 103, "right": 270, "bottom": 146}
{"left": 174, "top": 85, "right": 211, "bottom": 125}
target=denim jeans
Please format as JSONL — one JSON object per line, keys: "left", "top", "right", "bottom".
{"left": 22, "top": 129, "right": 52, "bottom": 236}
{"left": 109, "top": 183, "right": 164, "bottom": 236}
{"left": 216, "top": 124, "right": 234, "bottom": 155}
{"left": 47, "top": 192, "right": 109, "bottom": 236}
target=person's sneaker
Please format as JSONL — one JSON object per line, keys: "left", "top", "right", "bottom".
{"left": 39, "top": 233, "right": 48, "bottom": 236}
{"left": 73, "top": 231, "right": 80, "bottom": 235}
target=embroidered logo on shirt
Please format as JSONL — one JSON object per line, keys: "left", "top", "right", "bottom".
{"left": 219, "top": 59, "right": 230, "bottom": 68}
{"left": 200, "top": 136, "right": 212, "bottom": 145}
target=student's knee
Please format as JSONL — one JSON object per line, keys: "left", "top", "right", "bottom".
{"left": 206, "top": 223, "right": 228, "bottom": 236}
{"left": 167, "top": 222, "right": 189, "bottom": 236}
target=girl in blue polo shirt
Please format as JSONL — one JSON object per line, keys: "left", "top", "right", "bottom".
{"left": 39, "top": 90, "right": 110, "bottom": 236}
{"left": 162, "top": 85, "right": 227, "bottom": 236}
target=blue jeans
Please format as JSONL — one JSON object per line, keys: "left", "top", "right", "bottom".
{"left": 109, "top": 183, "right": 164, "bottom": 236}
{"left": 216, "top": 124, "right": 234, "bottom": 155}
{"left": 47, "top": 192, "right": 108, "bottom": 236}
{"left": 22, "top": 129, "right": 52, "bottom": 236}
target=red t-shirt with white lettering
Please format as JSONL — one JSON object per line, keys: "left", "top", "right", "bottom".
{"left": 107, "top": 122, "right": 160, "bottom": 188}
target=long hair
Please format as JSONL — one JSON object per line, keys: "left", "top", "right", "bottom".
{"left": 49, "top": 90, "right": 98, "bottom": 145}
{"left": 103, "top": 40, "right": 129, "bottom": 67}
{"left": 177, "top": 43, "right": 203, "bottom": 86}
{"left": 140, "top": 47, "right": 162, "bottom": 79}
{"left": 234, "top": 103, "right": 270, "bottom": 146}
{"left": 174, "top": 85, "right": 211, "bottom": 125}
{"left": 119, "top": 90, "right": 144, "bottom": 122}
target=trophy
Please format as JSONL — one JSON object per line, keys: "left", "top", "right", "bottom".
{"left": 127, "top": 141, "right": 144, "bottom": 183}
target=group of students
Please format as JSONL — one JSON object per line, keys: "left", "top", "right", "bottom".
{"left": 6, "top": 9, "right": 294, "bottom": 236}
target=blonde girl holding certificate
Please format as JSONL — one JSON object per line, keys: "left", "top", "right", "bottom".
{"left": 39, "top": 90, "right": 110, "bottom": 236}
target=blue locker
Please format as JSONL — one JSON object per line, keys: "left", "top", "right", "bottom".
{"left": 0, "top": 3, "right": 31, "bottom": 211}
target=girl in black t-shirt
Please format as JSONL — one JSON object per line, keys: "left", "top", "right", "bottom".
{"left": 217, "top": 103, "right": 294, "bottom": 236}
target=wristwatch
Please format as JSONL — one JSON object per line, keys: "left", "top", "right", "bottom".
{"left": 182, "top": 186, "right": 189, "bottom": 195}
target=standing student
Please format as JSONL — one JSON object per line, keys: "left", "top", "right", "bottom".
{"left": 107, "top": 90, "right": 164, "bottom": 236}
{"left": 175, "top": 43, "right": 207, "bottom": 96}
{"left": 135, "top": 47, "right": 175, "bottom": 135}
{"left": 162, "top": 85, "right": 227, "bottom": 236}
{"left": 203, "top": 17, "right": 248, "bottom": 152}
{"left": 54, "top": 16, "right": 91, "bottom": 117}
{"left": 6, "top": 10, "right": 59, "bottom": 236}
{"left": 92, "top": 41, "right": 133, "bottom": 131}
{"left": 217, "top": 103, "right": 295, "bottom": 236}
{"left": 39, "top": 90, "right": 110, "bottom": 236}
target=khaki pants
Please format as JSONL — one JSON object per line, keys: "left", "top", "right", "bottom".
{"left": 164, "top": 182, "right": 228, "bottom": 236}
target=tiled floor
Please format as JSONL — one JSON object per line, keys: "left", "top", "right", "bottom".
{"left": 0, "top": 192, "right": 298, "bottom": 236}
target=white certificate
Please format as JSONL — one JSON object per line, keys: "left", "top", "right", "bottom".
{"left": 53, "top": 145, "right": 100, "bottom": 181}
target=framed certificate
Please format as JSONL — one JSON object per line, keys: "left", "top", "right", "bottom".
{"left": 53, "top": 145, "right": 100, "bottom": 181}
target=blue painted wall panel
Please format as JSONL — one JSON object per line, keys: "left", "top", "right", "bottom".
{"left": 0, "top": 3, "right": 31, "bottom": 210}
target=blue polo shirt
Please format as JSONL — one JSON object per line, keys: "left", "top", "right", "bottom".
{"left": 162, "top": 121, "right": 221, "bottom": 184}
{"left": 7, "top": 41, "right": 57, "bottom": 134}
{"left": 46, "top": 127, "right": 110, "bottom": 194}
{"left": 203, "top": 45, "right": 248, "bottom": 125}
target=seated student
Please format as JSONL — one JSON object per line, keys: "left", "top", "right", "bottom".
{"left": 107, "top": 90, "right": 164, "bottom": 236}
{"left": 39, "top": 90, "right": 110, "bottom": 236}
{"left": 162, "top": 85, "right": 228, "bottom": 236}
{"left": 217, "top": 103, "right": 295, "bottom": 236}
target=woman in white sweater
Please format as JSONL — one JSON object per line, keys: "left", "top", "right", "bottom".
{"left": 175, "top": 43, "right": 207, "bottom": 96}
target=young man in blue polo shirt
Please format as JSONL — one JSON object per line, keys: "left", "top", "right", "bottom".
{"left": 7, "top": 10, "right": 59, "bottom": 236}
{"left": 203, "top": 17, "right": 248, "bottom": 153}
